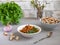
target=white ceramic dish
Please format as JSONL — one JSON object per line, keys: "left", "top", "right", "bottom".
{"left": 40, "top": 19, "right": 60, "bottom": 29}
{"left": 17, "top": 24, "right": 41, "bottom": 37}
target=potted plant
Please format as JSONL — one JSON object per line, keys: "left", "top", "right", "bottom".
{"left": 31, "top": 0, "right": 45, "bottom": 18}
{"left": 0, "top": 1, "right": 23, "bottom": 32}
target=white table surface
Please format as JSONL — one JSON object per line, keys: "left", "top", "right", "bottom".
{"left": 0, "top": 18, "right": 60, "bottom": 45}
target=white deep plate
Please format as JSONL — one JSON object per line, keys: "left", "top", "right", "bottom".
{"left": 17, "top": 24, "right": 41, "bottom": 37}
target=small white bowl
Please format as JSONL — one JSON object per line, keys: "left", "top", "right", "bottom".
{"left": 40, "top": 19, "right": 60, "bottom": 29}
{"left": 17, "top": 24, "right": 41, "bottom": 37}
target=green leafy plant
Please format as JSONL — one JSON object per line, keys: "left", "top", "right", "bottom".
{"left": 0, "top": 1, "right": 23, "bottom": 25}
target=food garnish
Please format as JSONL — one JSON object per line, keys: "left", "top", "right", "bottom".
{"left": 20, "top": 25, "right": 39, "bottom": 33}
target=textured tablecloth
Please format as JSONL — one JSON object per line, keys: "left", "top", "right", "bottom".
{"left": 0, "top": 18, "right": 60, "bottom": 45}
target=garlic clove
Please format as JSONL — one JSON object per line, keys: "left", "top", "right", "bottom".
{"left": 10, "top": 33, "right": 14, "bottom": 36}
{"left": 9, "top": 36, "right": 14, "bottom": 41}
{"left": 15, "top": 36, "right": 20, "bottom": 40}
{"left": 3, "top": 32, "right": 8, "bottom": 36}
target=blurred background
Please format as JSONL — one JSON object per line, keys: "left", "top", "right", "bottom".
{"left": 0, "top": 0, "right": 60, "bottom": 18}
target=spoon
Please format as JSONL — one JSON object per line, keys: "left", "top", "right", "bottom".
{"left": 33, "top": 32, "right": 53, "bottom": 44}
